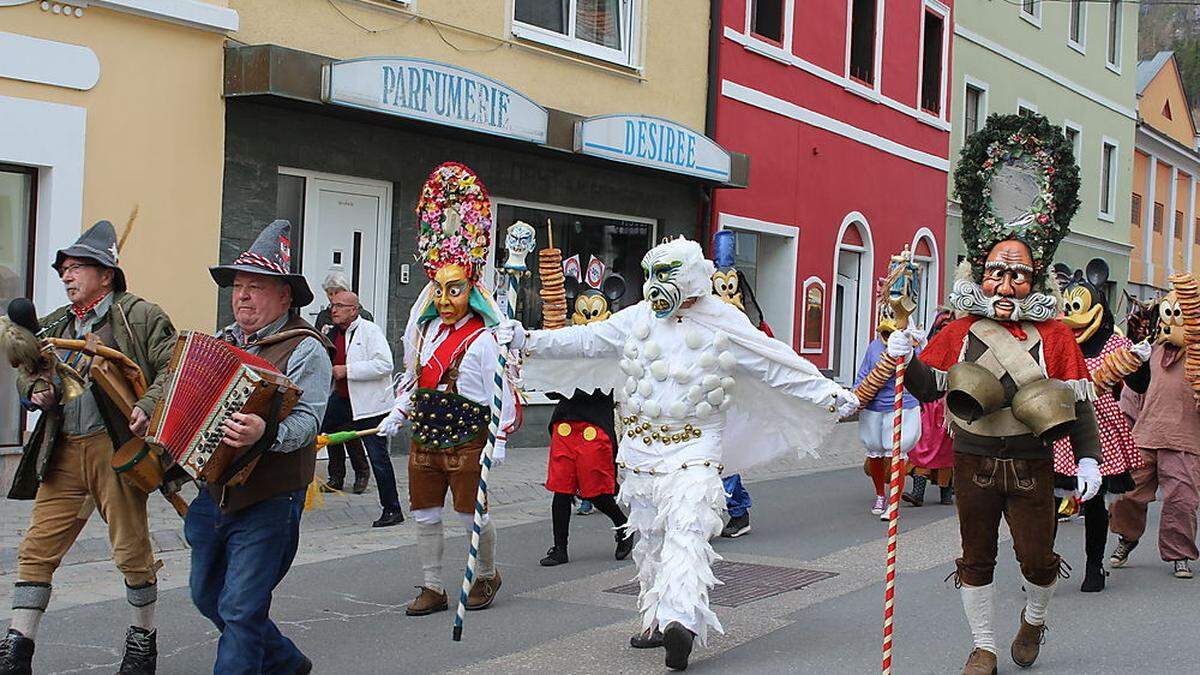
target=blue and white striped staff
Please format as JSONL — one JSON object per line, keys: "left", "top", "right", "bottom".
{"left": 452, "top": 221, "right": 535, "bottom": 642}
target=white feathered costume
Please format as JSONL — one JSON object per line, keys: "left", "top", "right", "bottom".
{"left": 521, "top": 238, "right": 849, "bottom": 643}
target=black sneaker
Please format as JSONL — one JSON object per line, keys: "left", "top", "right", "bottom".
{"left": 0, "top": 629, "right": 33, "bottom": 675}
{"left": 721, "top": 514, "right": 751, "bottom": 538}
{"left": 1174, "top": 560, "right": 1194, "bottom": 579}
{"left": 630, "top": 627, "right": 663, "bottom": 649}
{"left": 1080, "top": 562, "right": 1107, "bottom": 592}
{"left": 540, "top": 546, "right": 569, "bottom": 566}
{"left": 615, "top": 530, "right": 635, "bottom": 561}
{"left": 662, "top": 622, "right": 695, "bottom": 671}
{"left": 352, "top": 475, "right": 370, "bottom": 494}
{"left": 372, "top": 509, "right": 405, "bottom": 528}
{"left": 117, "top": 626, "right": 156, "bottom": 675}
{"left": 1110, "top": 537, "right": 1138, "bottom": 568}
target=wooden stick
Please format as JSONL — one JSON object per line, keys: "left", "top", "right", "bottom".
{"left": 545, "top": 218, "right": 554, "bottom": 250}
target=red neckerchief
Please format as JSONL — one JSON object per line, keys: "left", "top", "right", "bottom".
{"left": 71, "top": 295, "right": 105, "bottom": 321}
{"left": 418, "top": 316, "right": 485, "bottom": 389}
{"left": 921, "top": 315, "right": 1091, "bottom": 383}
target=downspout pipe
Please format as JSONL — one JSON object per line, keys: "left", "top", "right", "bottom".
{"left": 700, "top": 0, "right": 722, "bottom": 251}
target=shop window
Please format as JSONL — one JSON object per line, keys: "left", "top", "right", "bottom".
{"left": 750, "top": 0, "right": 785, "bottom": 45}
{"left": 1176, "top": 210, "right": 1184, "bottom": 240}
{"left": 1131, "top": 193, "right": 1142, "bottom": 225}
{"left": 1106, "top": 0, "right": 1121, "bottom": 70}
{"left": 0, "top": 165, "right": 36, "bottom": 447}
{"left": 1099, "top": 141, "right": 1117, "bottom": 218}
{"left": 919, "top": 8, "right": 945, "bottom": 115}
{"left": 801, "top": 277, "right": 825, "bottom": 353}
{"left": 513, "top": 0, "right": 637, "bottom": 67}
{"left": 849, "top": 0, "right": 877, "bottom": 85}
{"left": 495, "top": 203, "right": 653, "bottom": 329}
{"left": 1068, "top": 0, "right": 1083, "bottom": 46}
{"left": 1154, "top": 202, "right": 1164, "bottom": 232}
{"left": 276, "top": 173, "right": 306, "bottom": 273}
{"left": 964, "top": 83, "right": 984, "bottom": 136}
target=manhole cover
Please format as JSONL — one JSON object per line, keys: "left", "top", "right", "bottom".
{"left": 604, "top": 561, "right": 837, "bottom": 608}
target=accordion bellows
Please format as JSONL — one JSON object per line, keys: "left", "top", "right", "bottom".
{"left": 147, "top": 331, "right": 301, "bottom": 484}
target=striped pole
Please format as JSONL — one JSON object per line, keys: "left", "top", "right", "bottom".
{"left": 452, "top": 270, "right": 519, "bottom": 642}
{"left": 881, "top": 357, "right": 907, "bottom": 674}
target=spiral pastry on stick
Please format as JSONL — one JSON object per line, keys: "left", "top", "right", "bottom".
{"left": 852, "top": 354, "right": 898, "bottom": 408}
{"left": 538, "top": 222, "right": 568, "bottom": 329}
{"left": 1090, "top": 346, "right": 1143, "bottom": 394}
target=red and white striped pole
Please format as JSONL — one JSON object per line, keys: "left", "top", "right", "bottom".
{"left": 881, "top": 355, "right": 907, "bottom": 675}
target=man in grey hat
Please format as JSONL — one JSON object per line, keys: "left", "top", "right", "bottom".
{"left": 184, "top": 219, "right": 331, "bottom": 675}
{"left": 1, "top": 220, "right": 177, "bottom": 675}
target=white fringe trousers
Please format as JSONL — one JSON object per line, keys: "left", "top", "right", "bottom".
{"left": 618, "top": 464, "right": 726, "bottom": 645}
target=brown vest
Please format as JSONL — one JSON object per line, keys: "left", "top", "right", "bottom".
{"left": 210, "top": 314, "right": 332, "bottom": 513}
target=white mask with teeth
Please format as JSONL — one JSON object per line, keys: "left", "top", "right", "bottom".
{"left": 640, "top": 238, "right": 715, "bottom": 319}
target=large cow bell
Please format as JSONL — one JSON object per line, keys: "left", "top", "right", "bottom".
{"left": 1011, "top": 378, "right": 1077, "bottom": 442}
{"left": 946, "top": 362, "right": 1005, "bottom": 422}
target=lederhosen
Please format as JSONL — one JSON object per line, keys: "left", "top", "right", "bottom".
{"left": 407, "top": 320, "right": 491, "bottom": 514}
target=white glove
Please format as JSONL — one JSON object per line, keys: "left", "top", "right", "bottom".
{"left": 834, "top": 388, "right": 861, "bottom": 419}
{"left": 376, "top": 407, "right": 406, "bottom": 437}
{"left": 481, "top": 441, "right": 506, "bottom": 468}
{"left": 1075, "top": 457, "right": 1101, "bottom": 502}
{"left": 907, "top": 325, "right": 928, "bottom": 350}
{"left": 494, "top": 319, "right": 526, "bottom": 350}
{"left": 886, "top": 329, "right": 914, "bottom": 360}
{"left": 1130, "top": 340, "right": 1152, "bottom": 363}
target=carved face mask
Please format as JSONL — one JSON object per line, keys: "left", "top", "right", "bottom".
{"left": 1157, "top": 291, "right": 1187, "bottom": 347}
{"left": 1062, "top": 285, "right": 1104, "bottom": 344}
{"left": 432, "top": 264, "right": 471, "bottom": 325}
{"left": 640, "top": 238, "right": 714, "bottom": 320}
{"left": 572, "top": 292, "right": 611, "bottom": 324}
{"left": 711, "top": 269, "right": 743, "bottom": 310}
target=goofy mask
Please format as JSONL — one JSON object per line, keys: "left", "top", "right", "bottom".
{"left": 640, "top": 237, "right": 714, "bottom": 320}
{"left": 566, "top": 256, "right": 627, "bottom": 325}
{"left": 711, "top": 230, "right": 743, "bottom": 310}
{"left": 1157, "top": 290, "right": 1186, "bottom": 348}
{"left": 1055, "top": 259, "right": 1113, "bottom": 351}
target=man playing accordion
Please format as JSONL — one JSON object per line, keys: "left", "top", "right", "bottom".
{"left": 1, "top": 220, "right": 176, "bottom": 675}
{"left": 184, "top": 219, "right": 331, "bottom": 675}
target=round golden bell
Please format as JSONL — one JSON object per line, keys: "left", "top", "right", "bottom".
{"left": 693, "top": 429, "right": 702, "bottom": 438}
{"left": 662, "top": 438, "right": 671, "bottom": 446}
{"left": 643, "top": 436, "right": 652, "bottom": 445}
{"left": 660, "top": 425, "right": 669, "bottom": 433}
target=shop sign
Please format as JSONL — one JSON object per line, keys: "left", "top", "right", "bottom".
{"left": 323, "top": 57, "right": 547, "bottom": 144}
{"left": 574, "top": 114, "right": 731, "bottom": 182}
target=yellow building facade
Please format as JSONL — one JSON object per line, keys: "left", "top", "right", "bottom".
{"left": 0, "top": 0, "right": 237, "bottom": 460}
{"left": 1130, "top": 51, "right": 1200, "bottom": 297}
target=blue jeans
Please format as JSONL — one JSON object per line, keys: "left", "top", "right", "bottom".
{"left": 185, "top": 489, "right": 306, "bottom": 675}
{"left": 323, "top": 394, "right": 401, "bottom": 512}
{"left": 723, "top": 474, "right": 752, "bottom": 518}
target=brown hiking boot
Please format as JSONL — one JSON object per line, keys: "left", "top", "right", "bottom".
{"left": 405, "top": 586, "right": 448, "bottom": 616}
{"left": 961, "top": 648, "right": 997, "bottom": 675}
{"left": 465, "top": 569, "right": 502, "bottom": 610}
{"left": 1011, "top": 611, "right": 1046, "bottom": 667}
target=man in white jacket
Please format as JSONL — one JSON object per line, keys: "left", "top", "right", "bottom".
{"left": 500, "top": 237, "right": 858, "bottom": 671}
{"left": 322, "top": 291, "right": 403, "bottom": 527}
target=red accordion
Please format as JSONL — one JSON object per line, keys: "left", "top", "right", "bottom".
{"left": 147, "top": 331, "right": 301, "bottom": 485}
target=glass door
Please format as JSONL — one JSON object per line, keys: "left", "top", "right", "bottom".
{"left": 0, "top": 165, "right": 36, "bottom": 447}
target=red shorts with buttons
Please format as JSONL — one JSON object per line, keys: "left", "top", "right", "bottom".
{"left": 545, "top": 421, "right": 616, "bottom": 499}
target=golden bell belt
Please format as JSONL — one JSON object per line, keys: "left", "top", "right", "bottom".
{"left": 616, "top": 459, "right": 724, "bottom": 476}
{"left": 621, "top": 414, "right": 703, "bottom": 446}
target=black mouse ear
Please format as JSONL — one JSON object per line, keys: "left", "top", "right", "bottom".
{"left": 1052, "top": 263, "right": 1073, "bottom": 292}
{"left": 563, "top": 277, "right": 582, "bottom": 304}
{"left": 602, "top": 274, "right": 627, "bottom": 305}
{"left": 1085, "top": 258, "right": 1109, "bottom": 289}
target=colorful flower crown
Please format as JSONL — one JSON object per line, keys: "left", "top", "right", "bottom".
{"left": 416, "top": 162, "right": 492, "bottom": 281}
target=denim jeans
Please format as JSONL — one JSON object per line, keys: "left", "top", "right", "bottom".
{"left": 723, "top": 473, "right": 752, "bottom": 518}
{"left": 322, "top": 394, "right": 401, "bottom": 512}
{"left": 185, "top": 489, "right": 306, "bottom": 675}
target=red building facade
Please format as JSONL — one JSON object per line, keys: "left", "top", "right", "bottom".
{"left": 711, "top": 0, "right": 953, "bottom": 384}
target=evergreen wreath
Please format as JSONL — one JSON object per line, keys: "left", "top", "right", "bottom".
{"left": 954, "top": 113, "right": 1080, "bottom": 285}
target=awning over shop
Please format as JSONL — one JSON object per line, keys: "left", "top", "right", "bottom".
{"left": 224, "top": 44, "right": 748, "bottom": 188}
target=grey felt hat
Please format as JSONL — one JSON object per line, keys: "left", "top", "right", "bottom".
{"left": 209, "top": 219, "right": 314, "bottom": 307}
{"left": 53, "top": 220, "right": 126, "bottom": 292}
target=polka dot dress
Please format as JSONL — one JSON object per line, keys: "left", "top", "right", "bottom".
{"left": 1053, "top": 332, "right": 1145, "bottom": 477}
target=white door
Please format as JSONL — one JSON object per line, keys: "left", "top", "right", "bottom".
{"left": 298, "top": 177, "right": 391, "bottom": 324}
{"left": 834, "top": 250, "right": 862, "bottom": 384}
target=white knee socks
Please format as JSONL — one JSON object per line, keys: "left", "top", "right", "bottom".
{"left": 960, "top": 583, "right": 996, "bottom": 653}
{"left": 416, "top": 521, "right": 445, "bottom": 592}
{"left": 127, "top": 582, "right": 157, "bottom": 632}
{"left": 458, "top": 513, "right": 496, "bottom": 579}
{"left": 1023, "top": 577, "right": 1056, "bottom": 626}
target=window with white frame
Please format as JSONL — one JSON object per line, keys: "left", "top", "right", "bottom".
{"left": 1068, "top": 0, "right": 1084, "bottom": 49}
{"left": 1020, "top": 0, "right": 1041, "bottom": 27}
{"left": 849, "top": 0, "right": 878, "bottom": 85}
{"left": 1106, "top": 0, "right": 1121, "bottom": 70}
{"left": 1100, "top": 140, "right": 1118, "bottom": 218}
{"left": 1018, "top": 104, "right": 1037, "bottom": 117}
{"left": 919, "top": 6, "right": 946, "bottom": 115}
{"left": 964, "top": 83, "right": 984, "bottom": 136}
{"left": 1063, "top": 123, "right": 1081, "bottom": 165}
{"left": 513, "top": 0, "right": 638, "bottom": 67}
{"left": 750, "top": 0, "right": 786, "bottom": 45}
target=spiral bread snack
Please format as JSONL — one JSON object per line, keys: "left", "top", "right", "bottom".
{"left": 852, "top": 354, "right": 898, "bottom": 408}
{"left": 1168, "top": 273, "right": 1200, "bottom": 400}
{"left": 1090, "top": 346, "right": 1144, "bottom": 394}
{"left": 539, "top": 244, "right": 568, "bottom": 329}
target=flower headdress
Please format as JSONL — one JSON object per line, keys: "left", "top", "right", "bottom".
{"left": 954, "top": 114, "right": 1080, "bottom": 286}
{"left": 416, "top": 162, "right": 492, "bottom": 281}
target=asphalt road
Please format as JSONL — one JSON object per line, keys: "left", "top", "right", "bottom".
{"left": 10, "top": 465, "right": 1197, "bottom": 674}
